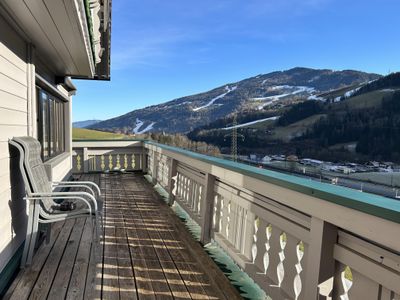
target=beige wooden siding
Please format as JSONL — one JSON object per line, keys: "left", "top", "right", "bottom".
{"left": 0, "top": 13, "right": 28, "bottom": 274}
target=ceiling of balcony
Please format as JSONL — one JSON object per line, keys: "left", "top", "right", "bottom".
{"left": 1, "top": 0, "right": 95, "bottom": 78}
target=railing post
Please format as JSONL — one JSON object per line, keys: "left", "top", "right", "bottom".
{"left": 303, "top": 217, "right": 337, "bottom": 300}
{"left": 167, "top": 159, "right": 177, "bottom": 206}
{"left": 83, "top": 147, "right": 89, "bottom": 173}
{"left": 151, "top": 151, "right": 158, "bottom": 184}
{"left": 141, "top": 151, "right": 147, "bottom": 172}
{"left": 200, "top": 173, "right": 216, "bottom": 245}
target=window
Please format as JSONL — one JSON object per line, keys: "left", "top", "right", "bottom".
{"left": 37, "top": 86, "right": 66, "bottom": 161}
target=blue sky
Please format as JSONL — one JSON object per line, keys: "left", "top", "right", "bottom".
{"left": 73, "top": 0, "right": 400, "bottom": 121}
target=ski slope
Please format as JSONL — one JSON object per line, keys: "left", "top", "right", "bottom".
{"left": 255, "top": 86, "right": 315, "bottom": 110}
{"left": 133, "top": 118, "right": 156, "bottom": 134}
{"left": 222, "top": 116, "right": 279, "bottom": 130}
{"left": 193, "top": 86, "right": 237, "bottom": 111}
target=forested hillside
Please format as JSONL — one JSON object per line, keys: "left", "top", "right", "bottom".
{"left": 189, "top": 72, "right": 400, "bottom": 162}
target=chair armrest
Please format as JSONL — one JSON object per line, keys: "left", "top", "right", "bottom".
{"left": 28, "top": 191, "right": 98, "bottom": 211}
{"left": 53, "top": 181, "right": 101, "bottom": 196}
{"left": 24, "top": 195, "right": 92, "bottom": 216}
{"left": 51, "top": 183, "right": 96, "bottom": 198}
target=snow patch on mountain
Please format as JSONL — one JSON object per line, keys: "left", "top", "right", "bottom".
{"left": 222, "top": 116, "right": 279, "bottom": 130}
{"left": 308, "top": 75, "right": 320, "bottom": 83}
{"left": 307, "top": 95, "right": 325, "bottom": 101}
{"left": 344, "top": 86, "right": 362, "bottom": 98}
{"left": 133, "top": 118, "right": 156, "bottom": 134}
{"left": 254, "top": 86, "right": 315, "bottom": 110}
{"left": 193, "top": 86, "right": 237, "bottom": 111}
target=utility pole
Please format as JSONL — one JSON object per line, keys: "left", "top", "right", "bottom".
{"left": 224, "top": 114, "right": 244, "bottom": 162}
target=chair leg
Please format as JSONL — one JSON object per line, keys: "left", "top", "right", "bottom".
{"left": 26, "top": 203, "right": 40, "bottom": 266}
{"left": 20, "top": 201, "right": 35, "bottom": 268}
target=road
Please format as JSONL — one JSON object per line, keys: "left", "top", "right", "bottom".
{"left": 326, "top": 176, "right": 399, "bottom": 199}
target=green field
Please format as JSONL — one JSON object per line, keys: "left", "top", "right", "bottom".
{"left": 320, "top": 84, "right": 362, "bottom": 99}
{"left": 72, "top": 128, "right": 132, "bottom": 140}
{"left": 271, "top": 114, "right": 326, "bottom": 141}
{"left": 333, "top": 90, "right": 395, "bottom": 111}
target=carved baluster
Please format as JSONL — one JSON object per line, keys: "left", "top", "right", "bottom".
{"left": 76, "top": 154, "right": 82, "bottom": 172}
{"left": 178, "top": 174, "right": 183, "bottom": 198}
{"left": 295, "top": 241, "right": 307, "bottom": 300}
{"left": 219, "top": 198, "right": 224, "bottom": 235}
{"left": 280, "top": 233, "right": 301, "bottom": 299}
{"left": 263, "top": 224, "right": 272, "bottom": 274}
{"left": 251, "top": 217, "right": 260, "bottom": 263}
{"left": 266, "top": 224, "right": 282, "bottom": 285}
{"left": 276, "top": 232, "right": 288, "bottom": 287}
{"left": 181, "top": 176, "right": 186, "bottom": 202}
{"left": 226, "top": 201, "right": 232, "bottom": 241}
{"left": 124, "top": 154, "right": 128, "bottom": 169}
{"left": 108, "top": 154, "right": 113, "bottom": 170}
{"left": 184, "top": 177, "right": 189, "bottom": 204}
{"left": 188, "top": 179, "right": 194, "bottom": 211}
{"left": 179, "top": 174, "right": 184, "bottom": 199}
{"left": 212, "top": 195, "right": 220, "bottom": 231}
{"left": 253, "top": 218, "right": 268, "bottom": 271}
{"left": 116, "top": 154, "right": 121, "bottom": 169}
{"left": 192, "top": 182, "right": 198, "bottom": 211}
{"left": 100, "top": 155, "right": 105, "bottom": 171}
{"left": 197, "top": 185, "right": 202, "bottom": 215}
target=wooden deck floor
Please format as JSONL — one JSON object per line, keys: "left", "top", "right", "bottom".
{"left": 5, "top": 173, "right": 242, "bottom": 300}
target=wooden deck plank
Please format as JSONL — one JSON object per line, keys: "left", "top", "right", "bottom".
{"left": 28, "top": 219, "right": 76, "bottom": 300}
{"left": 66, "top": 217, "right": 94, "bottom": 300}
{"left": 102, "top": 176, "right": 120, "bottom": 300}
{"left": 115, "top": 191, "right": 138, "bottom": 300}
{"left": 4, "top": 221, "right": 64, "bottom": 300}
{"left": 83, "top": 173, "right": 104, "bottom": 300}
{"left": 47, "top": 217, "right": 86, "bottom": 299}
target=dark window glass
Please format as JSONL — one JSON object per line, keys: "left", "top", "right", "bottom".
{"left": 36, "top": 87, "right": 66, "bottom": 161}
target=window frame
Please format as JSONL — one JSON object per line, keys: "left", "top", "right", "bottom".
{"left": 36, "top": 84, "right": 67, "bottom": 161}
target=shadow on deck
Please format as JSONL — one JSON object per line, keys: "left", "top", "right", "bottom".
{"left": 4, "top": 173, "right": 242, "bottom": 300}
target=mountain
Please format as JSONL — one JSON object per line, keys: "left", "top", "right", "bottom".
{"left": 90, "top": 67, "right": 380, "bottom": 134}
{"left": 73, "top": 119, "right": 102, "bottom": 128}
{"left": 188, "top": 72, "right": 400, "bottom": 162}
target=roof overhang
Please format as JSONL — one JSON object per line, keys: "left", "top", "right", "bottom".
{"left": 0, "top": 0, "right": 111, "bottom": 80}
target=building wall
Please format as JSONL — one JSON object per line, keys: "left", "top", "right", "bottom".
{"left": 0, "top": 12, "right": 72, "bottom": 274}
{"left": 0, "top": 12, "right": 29, "bottom": 272}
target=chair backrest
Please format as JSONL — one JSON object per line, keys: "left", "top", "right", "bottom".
{"left": 11, "top": 137, "right": 54, "bottom": 213}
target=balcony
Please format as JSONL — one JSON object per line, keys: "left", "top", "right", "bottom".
{"left": 5, "top": 140, "right": 400, "bottom": 299}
